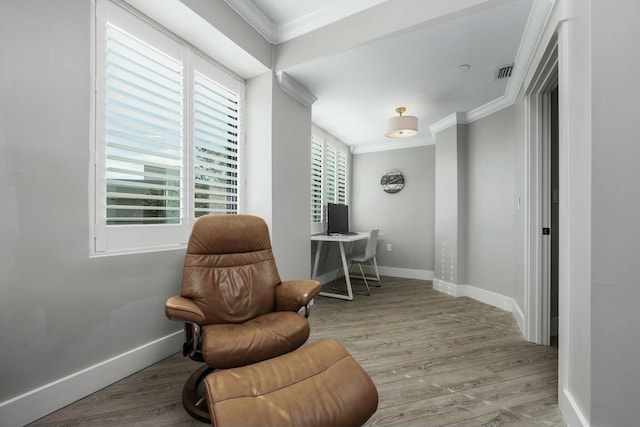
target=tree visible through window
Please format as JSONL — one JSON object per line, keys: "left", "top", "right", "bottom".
{"left": 105, "top": 24, "right": 184, "bottom": 225}
{"left": 193, "top": 72, "right": 239, "bottom": 217}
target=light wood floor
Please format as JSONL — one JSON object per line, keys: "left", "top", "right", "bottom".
{"left": 29, "top": 278, "right": 565, "bottom": 427}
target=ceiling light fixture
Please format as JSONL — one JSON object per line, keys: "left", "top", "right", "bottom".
{"left": 385, "top": 107, "right": 418, "bottom": 138}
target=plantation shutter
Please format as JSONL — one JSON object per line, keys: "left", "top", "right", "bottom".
{"left": 337, "top": 150, "right": 348, "bottom": 204}
{"left": 193, "top": 72, "right": 239, "bottom": 216}
{"left": 326, "top": 144, "right": 337, "bottom": 203}
{"left": 105, "top": 24, "right": 184, "bottom": 225}
{"left": 311, "top": 136, "right": 324, "bottom": 222}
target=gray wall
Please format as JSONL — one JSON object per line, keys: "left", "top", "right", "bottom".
{"left": 271, "top": 82, "right": 313, "bottom": 280}
{"left": 245, "top": 72, "right": 313, "bottom": 281}
{"left": 0, "top": 1, "right": 312, "bottom": 422}
{"left": 465, "top": 106, "right": 520, "bottom": 297}
{"left": 0, "top": 0, "right": 183, "bottom": 402}
{"left": 351, "top": 145, "right": 435, "bottom": 274}
{"left": 511, "top": 100, "right": 526, "bottom": 312}
{"left": 433, "top": 106, "right": 524, "bottom": 300}
{"left": 434, "top": 125, "right": 466, "bottom": 285}
{"left": 591, "top": 0, "right": 640, "bottom": 424}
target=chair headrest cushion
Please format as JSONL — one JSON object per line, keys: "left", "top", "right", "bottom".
{"left": 187, "top": 215, "right": 272, "bottom": 254}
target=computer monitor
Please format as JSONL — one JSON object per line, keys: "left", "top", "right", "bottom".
{"left": 327, "top": 203, "right": 349, "bottom": 234}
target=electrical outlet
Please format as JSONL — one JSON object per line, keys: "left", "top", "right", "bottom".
{"left": 386, "top": 243, "right": 392, "bottom": 252}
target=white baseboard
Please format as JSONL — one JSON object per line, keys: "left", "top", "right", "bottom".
{"left": 433, "top": 279, "right": 516, "bottom": 313}
{"left": 512, "top": 301, "right": 525, "bottom": 333}
{"left": 559, "top": 388, "right": 590, "bottom": 427}
{"left": 432, "top": 278, "right": 461, "bottom": 296}
{"left": 433, "top": 279, "right": 529, "bottom": 338}
{"left": 0, "top": 331, "right": 183, "bottom": 427}
{"left": 377, "top": 266, "right": 433, "bottom": 280}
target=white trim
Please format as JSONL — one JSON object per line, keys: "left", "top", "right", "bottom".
{"left": 89, "top": 242, "right": 187, "bottom": 258}
{"left": 512, "top": 300, "right": 526, "bottom": 333}
{"left": 524, "top": 92, "right": 545, "bottom": 344}
{"left": 555, "top": 2, "right": 591, "bottom": 424}
{"left": 466, "top": 95, "right": 512, "bottom": 123}
{"left": 432, "top": 279, "right": 461, "bottom": 296}
{"left": 276, "top": 0, "right": 388, "bottom": 43}
{"left": 225, "top": 0, "right": 387, "bottom": 44}
{"left": 221, "top": 0, "right": 274, "bottom": 42}
{"left": 433, "top": 279, "right": 518, "bottom": 314}
{"left": 377, "top": 267, "right": 433, "bottom": 280}
{"left": 275, "top": 71, "right": 317, "bottom": 108}
{"left": 523, "top": 33, "right": 559, "bottom": 346}
{"left": 429, "top": 112, "right": 467, "bottom": 138}
{"left": 559, "top": 388, "right": 591, "bottom": 427}
{"left": 351, "top": 137, "right": 433, "bottom": 155}
{"left": 504, "top": 0, "right": 558, "bottom": 104}
{"left": 0, "top": 331, "right": 183, "bottom": 427}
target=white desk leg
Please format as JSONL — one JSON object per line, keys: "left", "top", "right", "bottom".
{"left": 312, "top": 240, "right": 323, "bottom": 279}
{"left": 318, "top": 241, "right": 354, "bottom": 301}
{"left": 338, "top": 242, "right": 354, "bottom": 300}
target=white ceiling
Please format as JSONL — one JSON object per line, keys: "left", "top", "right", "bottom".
{"left": 224, "top": 0, "right": 537, "bottom": 153}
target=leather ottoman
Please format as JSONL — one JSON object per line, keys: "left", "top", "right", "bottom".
{"left": 203, "top": 339, "right": 378, "bottom": 427}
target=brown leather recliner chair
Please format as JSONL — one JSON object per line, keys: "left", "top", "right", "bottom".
{"left": 165, "top": 214, "right": 321, "bottom": 422}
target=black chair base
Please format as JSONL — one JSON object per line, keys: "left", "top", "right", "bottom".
{"left": 182, "top": 364, "right": 214, "bottom": 423}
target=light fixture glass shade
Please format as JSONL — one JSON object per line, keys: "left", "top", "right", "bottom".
{"left": 385, "top": 107, "right": 418, "bottom": 138}
{"left": 385, "top": 115, "right": 418, "bottom": 138}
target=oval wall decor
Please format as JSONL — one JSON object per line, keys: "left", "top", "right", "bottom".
{"left": 380, "top": 170, "right": 404, "bottom": 193}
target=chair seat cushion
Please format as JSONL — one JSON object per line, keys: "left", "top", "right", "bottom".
{"left": 201, "top": 311, "right": 310, "bottom": 368}
{"left": 349, "top": 254, "right": 370, "bottom": 263}
{"left": 204, "top": 339, "right": 378, "bottom": 427}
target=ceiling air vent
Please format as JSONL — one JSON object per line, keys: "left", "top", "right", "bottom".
{"left": 496, "top": 64, "right": 514, "bottom": 80}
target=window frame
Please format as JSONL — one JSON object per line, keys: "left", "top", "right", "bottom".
{"left": 310, "top": 125, "right": 351, "bottom": 232}
{"left": 91, "top": 0, "right": 245, "bottom": 256}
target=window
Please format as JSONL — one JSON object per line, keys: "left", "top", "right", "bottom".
{"left": 104, "top": 23, "right": 184, "bottom": 227}
{"left": 336, "top": 150, "right": 348, "bottom": 204}
{"left": 93, "top": 1, "right": 244, "bottom": 254}
{"left": 310, "top": 127, "right": 350, "bottom": 224}
{"left": 193, "top": 72, "right": 239, "bottom": 217}
{"left": 310, "top": 136, "right": 323, "bottom": 223}
{"left": 325, "top": 144, "right": 337, "bottom": 205}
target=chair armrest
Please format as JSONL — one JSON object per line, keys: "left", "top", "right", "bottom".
{"left": 275, "top": 280, "right": 321, "bottom": 312}
{"left": 165, "top": 296, "right": 205, "bottom": 325}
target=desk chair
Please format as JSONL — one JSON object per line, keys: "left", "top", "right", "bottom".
{"left": 334, "top": 229, "right": 381, "bottom": 295}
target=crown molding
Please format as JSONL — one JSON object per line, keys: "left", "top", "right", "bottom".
{"left": 223, "top": 0, "right": 275, "bottom": 42}
{"left": 351, "top": 137, "right": 433, "bottom": 155}
{"left": 275, "top": 71, "right": 317, "bottom": 108}
{"left": 225, "top": 0, "right": 388, "bottom": 44}
{"left": 276, "top": 0, "right": 388, "bottom": 43}
{"left": 505, "top": 0, "right": 558, "bottom": 101}
{"left": 466, "top": 95, "right": 513, "bottom": 123}
{"left": 429, "top": 112, "right": 467, "bottom": 137}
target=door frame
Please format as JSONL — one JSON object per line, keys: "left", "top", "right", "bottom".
{"left": 523, "top": 36, "right": 558, "bottom": 346}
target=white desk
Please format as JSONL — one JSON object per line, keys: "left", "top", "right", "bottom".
{"left": 311, "top": 232, "right": 369, "bottom": 301}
